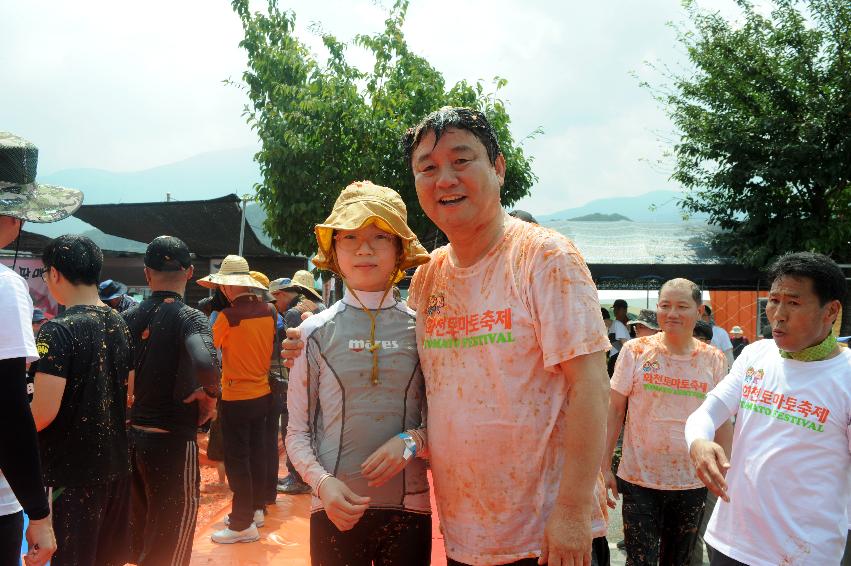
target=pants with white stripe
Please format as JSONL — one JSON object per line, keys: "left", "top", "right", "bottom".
{"left": 130, "top": 429, "right": 200, "bottom": 566}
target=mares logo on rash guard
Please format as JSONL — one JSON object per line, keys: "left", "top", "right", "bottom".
{"left": 422, "top": 308, "right": 514, "bottom": 350}
{"left": 740, "top": 366, "right": 830, "bottom": 432}
{"left": 348, "top": 339, "right": 399, "bottom": 352}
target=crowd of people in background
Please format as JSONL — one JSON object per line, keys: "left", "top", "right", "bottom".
{"left": 1, "top": 107, "right": 849, "bottom": 566}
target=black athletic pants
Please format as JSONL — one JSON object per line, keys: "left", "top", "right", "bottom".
{"left": 706, "top": 546, "right": 748, "bottom": 566}
{"left": 221, "top": 394, "right": 270, "bottom": 531}
{"left": 130, "top": 428, "right": 200, "bottom": 566}
{"left": 264, "top": 392, "right": 284, "bottom": 504}
{"left": 446, "top": 537, "right": 607, "bottom": 566}
{"left": 0, "top": 511, "right": 23, "bottom": 565}
{"left": 50, "top": 475, "right": 131, "bottom": 566}
{"left": 310, "top": 509, "right": 431, "bottom": 566}
{"left": 619, "top": 478, "right": 706, "bottom": 566}
{"left": 280, "top": 388, "right": 304, "bottom": 482}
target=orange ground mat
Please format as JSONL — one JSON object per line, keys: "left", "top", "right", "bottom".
{"left": 189, "top": 436, "right": 446, "bottom": 565}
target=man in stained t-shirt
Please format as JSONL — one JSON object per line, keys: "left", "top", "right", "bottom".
{"left": 29, "top": 235, "right": 133, "bottom": 566}
{"left": 123, "top": 236, "right": 220, "bottom": 566}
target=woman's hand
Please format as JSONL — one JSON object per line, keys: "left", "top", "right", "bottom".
{"left": 317, "top": 477, "right": 371, "bottom": 531}
{"left": 361, "top": 435, "right": 412, "bottom": 488}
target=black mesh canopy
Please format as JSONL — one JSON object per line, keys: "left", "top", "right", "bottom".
{"left": 73, "top": 194, "right": 283, "bottom": 257}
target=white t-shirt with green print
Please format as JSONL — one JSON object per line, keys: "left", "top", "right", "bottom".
{"left": 704, "top": 339, "right": 851, "bottom": 566}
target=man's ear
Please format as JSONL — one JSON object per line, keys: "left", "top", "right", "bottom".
{"left": 185, "top": 265, "right": 195, "bottom": 280}
{"left": 49, "top": 266, "right": 63, "bottom": 285}
{"left": 494, "top": 153, "right": 506, "bottom": 186}
{"left": 825, "top": 299, "right": 841, "bottom": 327}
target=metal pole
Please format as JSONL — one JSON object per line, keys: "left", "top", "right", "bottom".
{"left": 238, "top": 194, "right": 247, "bottom": 256}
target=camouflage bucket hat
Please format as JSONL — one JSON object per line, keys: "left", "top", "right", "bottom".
{"left": 314, "top": 180, "right": 430, "bottom": 282}
{"left": 0, "top": 132, "right": 83, "bottom": 223}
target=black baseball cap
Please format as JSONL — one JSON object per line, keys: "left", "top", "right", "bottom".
{"left": 144, "top": 236, "right": 192, "bottom": 271}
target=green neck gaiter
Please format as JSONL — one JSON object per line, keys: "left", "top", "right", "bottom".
{"left": 779, "top": 332, "right": 837, "bottom": 362}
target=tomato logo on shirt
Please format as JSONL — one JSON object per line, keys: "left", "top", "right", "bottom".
{"left": 426, "top": 293, "right": 445, "bottom": 316}
{"left": 744, "top": 367, "right": 765, "bottom": 385}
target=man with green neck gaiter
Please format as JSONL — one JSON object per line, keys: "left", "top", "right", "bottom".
{"left": 684, "top": 252, "right": 851, "bottom": 566}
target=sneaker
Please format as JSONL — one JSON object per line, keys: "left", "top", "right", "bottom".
{"left": 224, "top": 510, "right": 265, "bottom": 528}
{"left": 211, "top": 524, "right": 260, "bottom": 544}
{"left": 276, "top": 475, "right": 311, "bottom": 495}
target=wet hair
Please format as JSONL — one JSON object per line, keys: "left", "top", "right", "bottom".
{"left": 601, "top": 307, "right": 611, "bottom": 320}
{"left": 766, "top": 252, "right": 847, "bottom": 306}
{"left": 42, "top": 234, "right": 103, "bottom": 286}
{"left": 660, "top": 278, "right": 702, "bottom": 305}
{"left": 693, "top": 320, "right": 714, "bottom": 342}
{"left": 401, "top": 106, "right": 501, "bottom": 166}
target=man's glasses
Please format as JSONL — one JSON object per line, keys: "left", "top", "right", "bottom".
{"left": 334, "top": 233, "right": 397, "bottom": 252}
{"left": 40, "top": 267, "right": 51, "bottom": 281}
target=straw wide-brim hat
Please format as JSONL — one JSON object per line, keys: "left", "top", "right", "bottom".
{"left": 197, "top": 255, "right": 268, "bottom": 290}
{"left": 313, "top": 180, "right": 430, "bottom": 282}
{"left": 283, "top": 270, "right": 323, "bottom": 302}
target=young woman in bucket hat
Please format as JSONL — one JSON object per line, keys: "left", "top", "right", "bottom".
{"left": 285, "top": 180, "right": 432, "bottom": 565}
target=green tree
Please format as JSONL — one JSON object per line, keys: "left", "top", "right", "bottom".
{"left": 656, "top": 0, "right": 851, "bottom": 265}
{"left": 230, "top": 0, "right": 537, "bottom": 257}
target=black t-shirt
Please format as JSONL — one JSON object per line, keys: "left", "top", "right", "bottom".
{"left": 36, "top": 305, "right": 132, "bottom": 487}
{"left": 123, "top": 291, "right": 218, "bottom": 440}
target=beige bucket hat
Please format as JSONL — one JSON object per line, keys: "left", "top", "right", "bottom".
{"left": 282, "top": 270, "right": 323, "bottom": 302}
{"left": 197, "top": 255, "right": 268, "bottom": 290}
{"left": 313, "top": 180, "right": 430, "bottom": 282}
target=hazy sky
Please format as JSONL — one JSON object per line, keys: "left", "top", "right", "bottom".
{"left": 1, "top": 0, "right": 744, "bottom": 215}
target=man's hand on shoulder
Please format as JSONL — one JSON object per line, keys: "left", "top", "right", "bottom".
{"left": 281, "top": 326, "right": 305, "bottom": 368}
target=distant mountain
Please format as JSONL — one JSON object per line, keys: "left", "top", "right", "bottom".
{"left": 26, "top": 150, "right": 704, "bottom": 251}
{"left": 536, "top": 190, "right": 705, "bottom": 224}
{"left": 569, "top": 213, "right": 632, "bottom": 222}
{"left": 40, "top": 146, "right": 261, "bottom": 205}
{"left": 28, "top": 147, "right": 265, "bottom": 243}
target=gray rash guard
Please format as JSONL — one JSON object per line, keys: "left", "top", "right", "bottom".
{"left": 286, "top": 289, "right": 430, "bottom": 514}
